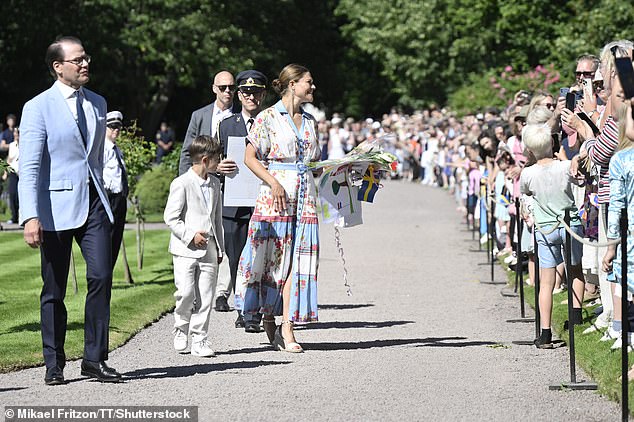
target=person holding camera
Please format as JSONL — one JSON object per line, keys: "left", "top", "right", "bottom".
{"left": 564, "top": 40, "right": 634, "bottom": 347}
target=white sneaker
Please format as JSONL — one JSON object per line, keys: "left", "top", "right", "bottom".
{"left": 583, "top": 315, "right": 611, "bottom": 334}
{"left": 600, "top": 327, "right": 620, "bottom": 342}
{"left": 610, "top": 333, "right": 634, "bottom": 350}
{"left": 190, "top": 339, "right": 215, "bottom": 357}
{"left": 173, "top": 328, "right": 188, "bottom": 352}
{"left": 504, "top": 253, "right": 517, "bottom": 265}
{"left": 480, "top": 234, "right": 489, "bottom": 244}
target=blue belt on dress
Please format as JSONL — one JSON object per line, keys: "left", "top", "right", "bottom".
{"left": 268, "top": 162, "right": 308, "bottom": 174}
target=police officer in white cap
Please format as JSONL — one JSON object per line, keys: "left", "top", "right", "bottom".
{"left": 103, "top": 111, "right": 128, "bottom": 271}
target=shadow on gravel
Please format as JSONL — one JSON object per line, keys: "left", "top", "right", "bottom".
{"left": 216, "top": 346, "right": 274, "bottom": 356}
{"left": 302, "top": 336, "right": 497, "bottom": 351}
{"left": 318, "top": 304, "right": 375, "bottom": 310}
{"left": 122, "top": 360, "right": 291, "bottom": 380}
{"left": 304, "top": 321, "right": 414, "bottom": 330}
{"left": 0, "top": 387, "right": 28, "bottom": 393}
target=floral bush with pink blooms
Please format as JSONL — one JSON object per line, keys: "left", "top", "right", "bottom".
{"left": 447, "top": 64, "right": 562, "bottom": 116}
{"left": 491, "top": 64, "right": 561, "bottom": 101}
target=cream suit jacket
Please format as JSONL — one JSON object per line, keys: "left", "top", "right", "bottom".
{"left": 164, "top": 169, "right": 224, "bottom": 259}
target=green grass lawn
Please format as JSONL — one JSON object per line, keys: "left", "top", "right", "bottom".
{"left": 501, "top": 258, "right": 634, "bottom": 409}
{"left": 0, "top": 229, "right": 174, "bottom": 372}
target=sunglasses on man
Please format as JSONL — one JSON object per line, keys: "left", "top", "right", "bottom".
{"left": 107, "top": 123, "right": 122, "bottom": 130}
{"left": 215, "top": 84, "right": 236, "bottom": 92}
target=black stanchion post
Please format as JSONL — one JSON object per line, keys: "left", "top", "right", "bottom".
{"left": 482, "top": 211, "right": 507, "bottom": 287}
{"left": 517, "top": 216, "right": 527, "bottom": 318}
{"left": 479, "top": 187, "right": 483, "bottom": 252}
{"left": 470, "top": 190, "right": 488, "bottom": 255}
{"left": 491, "top": 213, "right": 495, "bottom": 281}
{"left": 486, "top": 195, "right": 491, "bottom": 263}
{"left": 472, "top": 197, "right": 476, "bottom": 240}
{"left": 620, "top": 208, "right": 628, "bottom": 422}
{"left": 508, "top": 200, "right": 534, "bottom": 327}
{"left": 499, "top": 208, "right": 518, "bottom": 295}
{"left": 513, "top": 201, "right": 520, "bottom": 293}
{"left": 533, "top": 228, "right": 541, "bottom": 340}
{"left": 549, "top": 209, "right": 597, "bottom": 390}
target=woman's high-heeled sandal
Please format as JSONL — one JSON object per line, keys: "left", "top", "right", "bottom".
{"left": 262, "top": 317, "right": 277, "bottom": 344}
{"left": 272, "top": 320, "right": 303, "bottom": 353}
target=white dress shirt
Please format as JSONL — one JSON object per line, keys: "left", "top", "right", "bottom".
{"left": 54, "top": 80, "right": 95, "bottom": 143}
{"left": 7, "top": 142, "right": 19, "bottom": 174}
{"left": 196, "top": 172, "right": 212, "bottom": 210}
{"left": 242, "top": 111, "right": 256, "bottom": 133}
{"left": 103, "top": 138, "right": 124, "bottom": 193}
{"left": 211, "top": 103, "right": 233, "bottom": 138}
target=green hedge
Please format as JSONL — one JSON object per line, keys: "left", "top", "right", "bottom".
{"left": 135, "top": 164, "right": 175, "bottom": 215}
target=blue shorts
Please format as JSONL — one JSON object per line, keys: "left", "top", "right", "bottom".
{"left": 535, "top": 225, "right": 583, "bottom": 269}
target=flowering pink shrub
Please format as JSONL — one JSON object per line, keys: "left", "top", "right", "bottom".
{"left": 489, "top": 63, "right": 561, "bottom": 104}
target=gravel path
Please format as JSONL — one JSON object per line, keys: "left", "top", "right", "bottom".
{"left": 0, "top": 180, "right": 620, "bottom": 421}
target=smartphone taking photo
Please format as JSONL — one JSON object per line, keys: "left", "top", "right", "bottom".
{"left": 565, "top": 92, "right": 576, "bottom": 111}
{"left": 615, "top": 57, "right": 634, "bottom": 99}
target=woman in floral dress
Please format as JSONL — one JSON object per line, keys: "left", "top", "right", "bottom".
{"left": 236, "top": 64, "right": 320, "bottom": 353}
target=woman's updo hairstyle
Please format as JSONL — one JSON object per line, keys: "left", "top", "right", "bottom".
{"left": 272, "top": 63, "right": 310, "bottom": 96}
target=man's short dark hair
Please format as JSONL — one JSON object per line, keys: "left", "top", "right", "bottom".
{"left": 189, "top": 135, "right": 222, "bottom": 164}
{"left": 45, "top": 36, "right": 83, "bottom": 78}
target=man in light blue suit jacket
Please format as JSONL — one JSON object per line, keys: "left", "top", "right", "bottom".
{"left": 18, "top": 36, "right": 121, "bottom": 385}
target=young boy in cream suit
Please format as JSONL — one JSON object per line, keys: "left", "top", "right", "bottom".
{"left": 164, "top": 135, "right": 224, "bottom": 357}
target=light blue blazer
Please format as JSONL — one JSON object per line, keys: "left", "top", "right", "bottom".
{"left": 18, "top": 83, "right": 114, "bottom": 231}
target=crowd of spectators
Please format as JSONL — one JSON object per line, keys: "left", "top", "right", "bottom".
{"left": 317, "top": 39, "right": 634, "bottom": 356}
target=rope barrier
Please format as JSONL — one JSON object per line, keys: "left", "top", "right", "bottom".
{"left": 528, "top": 196, "right": 621, "bottom": 247}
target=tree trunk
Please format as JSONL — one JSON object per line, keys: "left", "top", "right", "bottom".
{"left": 70, "top": 247, "right": 78, "bottom": 294}
{"left": 121, "top": 238, "right": 134, "bottom": 284}
{"left": 139, "top": 74, "right": 175, "bottom": 142}
{"left": 133, "top": 197, "right": 144, "bottom": 271}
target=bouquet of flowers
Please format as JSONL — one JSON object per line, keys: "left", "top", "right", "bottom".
{"left": 309, "top": 138, "right": 398, "bottom": 173}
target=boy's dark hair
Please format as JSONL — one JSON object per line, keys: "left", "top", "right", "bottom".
{"left": 189, "top": 135, "right": 222, "bottom": 164}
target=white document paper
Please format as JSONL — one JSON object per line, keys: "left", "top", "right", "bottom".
{"left": 224, "top": 136, "right": 261, "bottom": 207}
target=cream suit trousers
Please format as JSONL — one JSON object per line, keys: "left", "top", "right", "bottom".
{"left": 173, "top": 245, "right": 218, "bottom": 341}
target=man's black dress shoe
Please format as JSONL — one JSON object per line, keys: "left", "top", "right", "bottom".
{"left": 215, "top": 296, "right": 230, "bottom": 312}
{"left": 44, "top": 366, "right": 65, "bottom": 386}
{"left": 81, "top": 360, "right": 122, "bottom": 382}
{"left": 244, "top": 322, "right": 261, "bottom": 333}
{"left": 235, "top": 313, "right": 245, "bottom": 328}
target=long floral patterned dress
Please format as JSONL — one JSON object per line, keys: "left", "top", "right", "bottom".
{"left": 235, "top": 100, "right": 321, "bottom": 322}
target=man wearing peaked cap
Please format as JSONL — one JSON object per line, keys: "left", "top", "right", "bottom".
{"left": 236, "top": 70, "right": 267, "bottom": 93}
{"left": 103, "top": 111, "right": 129, "bottom": 274}
{"left": 214, "top": 69, "right": 268, "bottom": 331}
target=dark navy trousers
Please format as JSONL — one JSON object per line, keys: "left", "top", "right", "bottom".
{"left": 40, "top": 182, "right": 112, "bottom": 368}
